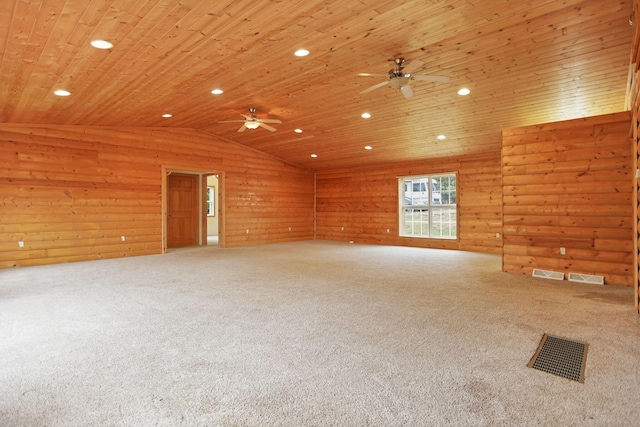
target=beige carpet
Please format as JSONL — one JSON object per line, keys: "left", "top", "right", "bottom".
{"left": 1, "top": 240, "right": 639, "bottom": 426}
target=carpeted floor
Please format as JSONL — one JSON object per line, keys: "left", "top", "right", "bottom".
{"left": 1, "top": 240, "right": 639, "bottom": 426}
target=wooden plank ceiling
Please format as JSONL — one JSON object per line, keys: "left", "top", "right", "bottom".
{"left": 0, "top": 0, "right": 633, "bottom": 171}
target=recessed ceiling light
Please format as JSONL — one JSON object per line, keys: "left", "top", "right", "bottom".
{"left": 437, "top": 134, "right": 446, "bottom": 140}
{"left": 364, "top": 146, "right": 372, "bottom": 150}
{"left": 311, "top": 154, "right": 318, "bottom": 158}
{"left": 457, "top": 88, "right": 471, "bottom": 96}
{"left": 162, "top": 114, "right": 172, "bottom": 118}
{"left": 294, "top": 128, "right": 303, "bottom": 133}
{"left": 211, "top": 88, "right": 224, "bottom": 95}
{"left": 294, "top": 49, "right": 309, "bottom": 57}
{"left": 54, "top": 89, "right": 71, "bottom": 97}
{"left": 361, "top": 112, "right": 371, "bottom": 119}
{"left": 90, "top": 40, "right": 113, "bottom": 49}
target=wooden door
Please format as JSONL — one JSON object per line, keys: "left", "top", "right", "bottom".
{"left": 167, "top": 173, "right": 199, "bottom": 248}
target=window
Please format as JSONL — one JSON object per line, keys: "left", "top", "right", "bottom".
{"left": 206, "top": 186, "right": 215, "bottom": 216}
{"left": 399, "top": 174, "right": 457, "bottom": 239}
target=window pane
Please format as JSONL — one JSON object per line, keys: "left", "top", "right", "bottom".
{"left": 403, "top": 208, "right": 429, "bottom": 237}
{"left": 404, "top": 178, "right": 429, "bottom": 206}
{"left": 206, "top": 187, "right": 215, "bottom": 216}
{"left": 431, "top": 207, "right": 457, "bottom": 238}
{"left": 440, "top": 175, "right": 456, "bottom": 205}
{"left": 431, "top": 177, "right": 441, "bottom": 205}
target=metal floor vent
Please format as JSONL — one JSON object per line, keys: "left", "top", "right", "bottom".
{"left": 527, "top": 334, "right": 588, "bottom": 383}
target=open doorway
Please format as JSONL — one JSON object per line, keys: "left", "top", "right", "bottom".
{"left": 205, "top": 174, "right": 219, "bottom": 246}
{"left": 162, "top": 168, "right": 224, "bottom": 252}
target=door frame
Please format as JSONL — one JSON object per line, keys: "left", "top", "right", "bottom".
{"left": 161, "top": 167, "right": 225, "bottom": 253}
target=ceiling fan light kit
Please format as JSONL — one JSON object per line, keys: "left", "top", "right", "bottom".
{"left": 359, "top": 57, "right": 450, "bottom": 99}
{"left": 388, "top": 77, "right": 410, "bottom": 89}
{"left": 219, "top": 107, "right": 282, "bottom": 132}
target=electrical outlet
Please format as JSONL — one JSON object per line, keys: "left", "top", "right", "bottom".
{"left": 288, "top": 227, "right": 292, "bottom": 231}
{"left": 18, "top": 241, "right": 24, "bottom": 248}
{"left": 341, "top": 226, "right": 344, "bottom": 231}
{"left": 121, "top": 236, "right": 126, "bottom": 241}
{"left": 386, "top": 229, "right": 390, "bottom": 233}
{"left": 246, "top": 229, "right": 249, "bottom": 234}
{"left": 560, "top": 247, "right": 566, "bottom": 255}
{"left": 496, "top": 233, "right": 500, "bottom": 238}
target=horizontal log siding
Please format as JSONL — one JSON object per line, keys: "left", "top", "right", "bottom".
{"left": 0, "top": 125, "right": 314, "bottom": 268}
{"left": 502, "top": 112, "right": 633, "bottom": 286}
{"left": 315, "top": 153, "right": 503, "bottom": 254}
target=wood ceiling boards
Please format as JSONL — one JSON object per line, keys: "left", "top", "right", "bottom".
{"left": 0, "top": 0, "right": 633, "bottom": 171}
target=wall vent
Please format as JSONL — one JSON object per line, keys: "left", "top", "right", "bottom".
{"left": 532, "top": 269, "right": 564, "bottom": 281}
{"left": 567, "top": 273, "right": 604, "bottom": 285}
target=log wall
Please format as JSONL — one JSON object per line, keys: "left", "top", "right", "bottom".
{"left": 0, "top": 124, "right": 314, "bottom": 268}
{"left": 315, "top": 153, "right": 503, "bottom": 254}
{"left": 502, "top": 112, "right": 633, "bottom": 286}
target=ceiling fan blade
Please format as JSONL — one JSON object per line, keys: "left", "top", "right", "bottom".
{"left": 360, "top": 80, "right": 389, "bottom": 94}
{"left": 358, "top": 72, "right": 387, "bottom": 77}
{"left": 401, "top": 85, "right": 414, "bottom": 99}
{"left": 402, "top": 59, "right": 424, "bottom": 74}
{"left": 240, "top": 114, "right": 252, "bottom": 119}
{"left": 259, "top": 123, "right": 277, "bottom": 132}
{"left": 412, "top": 74, "right": 451, "bottom": 83}
{"left": 259, "top": 118, "right": 282, "bottom": 124}
{"left": 237, "top": 124, "right": 247, "bottom": 132}
{"left": 219, "top": 120, "right": 245, "bottom": 123}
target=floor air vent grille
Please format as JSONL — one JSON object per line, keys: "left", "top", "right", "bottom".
{"left": 527, "top": 334, "right": 588, "bottom": 383}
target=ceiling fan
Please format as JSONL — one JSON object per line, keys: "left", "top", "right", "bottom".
{"left": 219, "top": 107, "right": 282, "bottom": 132}
{"left": 359, "top": 57, "right": 450, "bottom": 99}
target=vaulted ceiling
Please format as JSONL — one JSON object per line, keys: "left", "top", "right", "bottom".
{"left": 0, "top": 0, "right": 633, "bottom": 171}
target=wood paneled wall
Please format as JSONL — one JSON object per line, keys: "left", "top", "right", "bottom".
{"left": 0, "top": 125, "right": 314, "bottom": 268}
{"left": 502, "top": 112, "right": 633, "bottom": 286}
{"left": 315, "top": 153, "right": 503, "bottom": 254}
